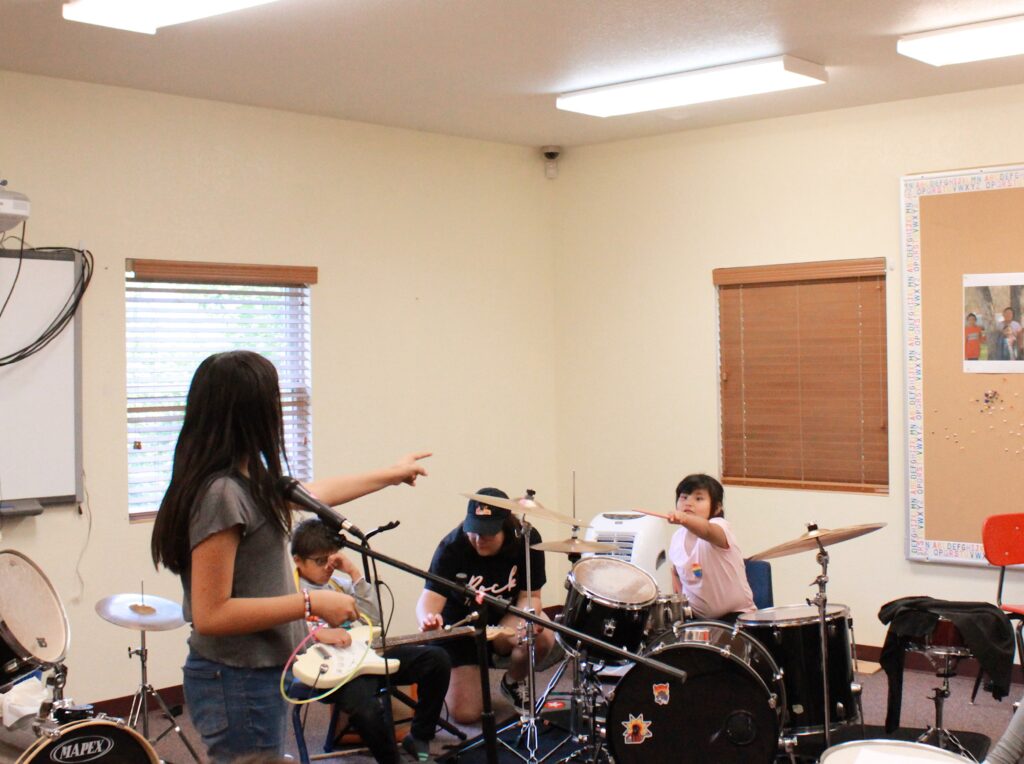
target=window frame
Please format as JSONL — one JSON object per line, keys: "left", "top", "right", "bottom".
{"left": 713, "top": 257, "right": 889, "bottom": 495}
{"left": 125, "top": 258, "right": 317, "bottom": 520}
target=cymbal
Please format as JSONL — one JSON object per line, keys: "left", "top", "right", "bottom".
{"left": 749, "top": 522, "right": 886, "bottom": 561}
{"left": 95, "top": 593, "right": 185, "bottom": 632}
{"left": 531, "top": 538, "right": 618, "bottom": 554}
{"left": 461, "top": 492, "right": 581, "bottom": 527}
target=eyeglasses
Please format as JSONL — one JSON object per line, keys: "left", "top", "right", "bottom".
{"left": 305, "top": 555, "right": 331, "bottom": 567}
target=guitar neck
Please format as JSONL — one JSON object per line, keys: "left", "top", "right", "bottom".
{"left": 370, "top": 625, "right": 508, "bottom": 650}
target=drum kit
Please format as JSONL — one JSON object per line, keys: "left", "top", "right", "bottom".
{"left": 463, "top": 494, "right": 916, "bottom": 763}
{"left": 0, "top": 549, "right": 197, "bottom": 763}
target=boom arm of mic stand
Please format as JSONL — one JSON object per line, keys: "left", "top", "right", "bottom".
{"left": 329, "top": 530, "right": 688, "bottom": 684}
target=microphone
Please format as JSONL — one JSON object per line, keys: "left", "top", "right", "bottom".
{"left": 276, "top": 476, "right": 366, "bottom": 541}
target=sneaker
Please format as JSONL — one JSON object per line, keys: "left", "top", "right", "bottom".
{"left": 499, "top": 672, "right": 530, "bottom": 714}
{"left": 401, "top": 734, "right": 432, "bottom": 762}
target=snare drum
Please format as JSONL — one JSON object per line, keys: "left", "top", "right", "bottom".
{"left": 559, "top": 557, "right": 657, "bottom": 661}
{"left": 0, "top": 551, "right": 69, "bottom": 692}
{"left": 819, "top": 739, "right": 969, "bottom": 761}
{"left": 606, "top": 621, "right": 786, "bottom": 764}
{"left": 738, "top": 604, "right": 857, "bottom": 735}
{"left": 644, "top": 592, "right": 692, "bottom": 640}
{"left": 16, "top": 718, "right": 159, "bottom": 764}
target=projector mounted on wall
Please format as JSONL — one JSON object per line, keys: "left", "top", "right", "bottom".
{"left": 0, "top": 180, "right": 31, "bottom": 232}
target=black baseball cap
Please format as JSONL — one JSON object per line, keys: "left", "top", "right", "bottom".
{"left": 464, "top": 487, "right": 510, "bottom": 535}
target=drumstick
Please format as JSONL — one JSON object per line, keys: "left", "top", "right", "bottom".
{"left": 632, "top": 507, "right": 673, "bottom": 521}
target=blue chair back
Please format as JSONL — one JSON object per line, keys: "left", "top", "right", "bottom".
{"left": 744, "top": 558, "right": 773, "bottom": 609}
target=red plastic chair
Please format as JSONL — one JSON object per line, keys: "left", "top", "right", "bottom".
{"left": 973, "top": 514, "right": 1024, "bottom": 701}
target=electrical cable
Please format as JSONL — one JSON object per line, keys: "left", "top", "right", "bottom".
{"left": 0, "top": 240, "right": 94, "bottom": 367}
{"left": 0, "top": 221, "right": 26, "bottom": 321}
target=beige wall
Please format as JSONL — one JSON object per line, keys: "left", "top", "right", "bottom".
{"left": 0, "top": 70, "right": 559, "bottom": 703}
{"left": 552, "top": 83, "right": 1024, "bottom": 647}
{"left": 5, "top": 67, "right": 1024, "bottom": 705}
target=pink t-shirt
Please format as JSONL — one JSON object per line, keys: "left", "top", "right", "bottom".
{"left": 668, "top": 517, "right": 755, "bottom": 620}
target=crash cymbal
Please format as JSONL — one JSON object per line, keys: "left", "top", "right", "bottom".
{"left": 461, "top": 492, "right": 581, "bottom": 527}
{"left": 749, "top": 522, "right": 886, "bottom": 561}
{"left": 531, "top": 538, "right": 618, "bottom": 554}
{"left": 95, "top": 593, "right": 185, "bottom": 632}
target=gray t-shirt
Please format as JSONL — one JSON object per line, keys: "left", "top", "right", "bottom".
{"left": 182, "top": 473, "right": 305, "bottom": 667}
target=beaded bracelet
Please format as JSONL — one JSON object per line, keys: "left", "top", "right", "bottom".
{"left": 302, "top": 588, "right": 314, "bottom": 622}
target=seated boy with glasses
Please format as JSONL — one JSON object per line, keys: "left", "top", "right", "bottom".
{"left": 291, "top": 518, "right": 451, "bottom": 763}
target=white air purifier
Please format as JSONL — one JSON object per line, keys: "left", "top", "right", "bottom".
{"left": 584, "top": 511, "right": 675, "bottom": 592}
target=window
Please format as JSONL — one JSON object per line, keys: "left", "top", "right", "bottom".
{"left": 714, "top": 258, "right": 888, "bottom": 494}
{"left": 125, "top": 259, "right": 317, "bottom": 517}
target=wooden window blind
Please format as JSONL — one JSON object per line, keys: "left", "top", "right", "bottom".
{"left": 125, "top": 259, "right": 316, "bottom": 518}
{"left": 714, "top": 258, "right": 888, "bottom": 494}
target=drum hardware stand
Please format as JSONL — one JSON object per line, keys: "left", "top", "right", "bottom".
{"left": 806, "top": 526, "right": 834, "bottom": 748}
{"left": 915, "top": 650, "right": 976, "bottom": 759}
{"left": 126, "top": 629, "right": 202, "bottom": 763}
{"left": 494, "top": 494, "right": 574, "bottom": 764}
{"left": 778, "top": 735, "right": 798, "bottom": 763}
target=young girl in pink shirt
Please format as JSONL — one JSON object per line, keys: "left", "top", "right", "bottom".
{"left": 668, "top": 474, "right": 755, "bottom": 622}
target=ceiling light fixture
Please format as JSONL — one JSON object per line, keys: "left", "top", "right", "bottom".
{"left": 556, "top": 55, "right": 828, "bottom": 118}
{"left": 897, "top": 15, "right": 1024, "bottom": 66}
{"left": 62, "top": 0, "right": 282, "bottom": 35}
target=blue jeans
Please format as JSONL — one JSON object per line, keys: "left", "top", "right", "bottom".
{"left": 183, "top": 652, "right": 286, "bottom": 763}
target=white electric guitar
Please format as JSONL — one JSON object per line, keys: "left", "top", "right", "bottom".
{"left": 293, "top": 624, "right": 397, "bottom": 688}
{"left": 293, "top": 623, "right": 516, "bottom": 688}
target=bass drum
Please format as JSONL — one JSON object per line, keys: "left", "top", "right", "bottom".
{"left": 606, "top": 621, "right": 786, "bottom": 764}
{"left": 819, "top": 739, "right": 970, "bottom": 761}
{"left": 0, "top": 550, "right": 70, "bottom": 692}
{"left": 16, "top": 718, "right": 158, "bottom": 764}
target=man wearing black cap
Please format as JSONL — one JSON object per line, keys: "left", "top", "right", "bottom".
{"left": 415, "top": 488, "right": 556, "bottom": 723}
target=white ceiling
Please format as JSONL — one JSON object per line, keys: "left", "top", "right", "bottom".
{"left": 4, "top": 0, "right": 1024, "bottom": 148}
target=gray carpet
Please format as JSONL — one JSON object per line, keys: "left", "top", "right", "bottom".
{"left": 2, "top": 664, "right": 1019, "bottom": 763}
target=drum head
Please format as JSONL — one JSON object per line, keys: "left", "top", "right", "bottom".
{"left": 16, "top": 719, "right": 159, "bottom": 764}
{"left": 738, "top": 603, "right": 849, "bottom": 627}
{"left": 607, "top": 626, "right": 782, "bottom": 764}
{"left": 569, "top": 557, "right": 657, "bottom": 608}
{"left": 0, "top": 551, "right": 69, "bottom": 665}
{"left": 819, "top": 739, "right": 970, "bottom": 761}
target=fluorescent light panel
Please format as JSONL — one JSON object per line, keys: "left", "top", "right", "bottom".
{"left": 897, "top": 15, "right": 1024, "bottom": 66}
{"left": 557, "top": 55, "right": 828, "bottom": 118}
{"left": 62, "top": 0, "right": 281, "bottom": 34}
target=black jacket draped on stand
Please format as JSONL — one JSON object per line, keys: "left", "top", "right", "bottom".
{"left": 878, "top": 596, "right": 1013, "bottom": 732}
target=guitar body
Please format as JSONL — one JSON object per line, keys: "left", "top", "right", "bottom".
{"left": 292, "top": 624, "right": 516, "bottom": 688}
{"left": 293, "top": 624, "right": 401, "bottom": 688}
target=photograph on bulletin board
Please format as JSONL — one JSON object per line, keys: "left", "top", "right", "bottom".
{"left": 903, "top": 165, "right": 1024, "bottom": 565}
{"left": 963, "top": 274, "right": 1024, "bottom": 372}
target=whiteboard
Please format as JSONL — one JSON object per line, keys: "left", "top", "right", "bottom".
{"left": 0, "top": 249, "right": 82, "bottom": 506}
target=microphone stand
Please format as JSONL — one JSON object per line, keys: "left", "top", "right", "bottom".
{"left": 309, "top": 507, "right": 688, "bottom": 764}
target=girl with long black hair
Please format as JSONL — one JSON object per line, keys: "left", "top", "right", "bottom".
{"left": 151, "top": 350, "right": 429, "bottom": 762}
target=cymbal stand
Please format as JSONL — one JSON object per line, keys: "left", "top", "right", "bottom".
{"left": 127, "top": 629, "right": 201, "bottom": 762}
{"left": 500, "top": 504, "right": 545, "bottom": 763}
{"left": 808, "top": 528, "right": 833, "bottom": 748}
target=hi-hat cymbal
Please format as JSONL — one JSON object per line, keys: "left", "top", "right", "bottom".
{"left": 749, "top": 522, "right": 886, "bottom": 561}
{"left": 95, "top": 593, "right": 185, "bottom": 632}
{"left": 532, "top": 538, "right": 618, "bottom": 554}
{"left": 461, "top": 492, "right": 582, "bottom": 527}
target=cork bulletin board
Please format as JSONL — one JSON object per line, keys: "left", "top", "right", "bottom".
{"left": 903, "top": 165, "right": 1024, "bottom": 564}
